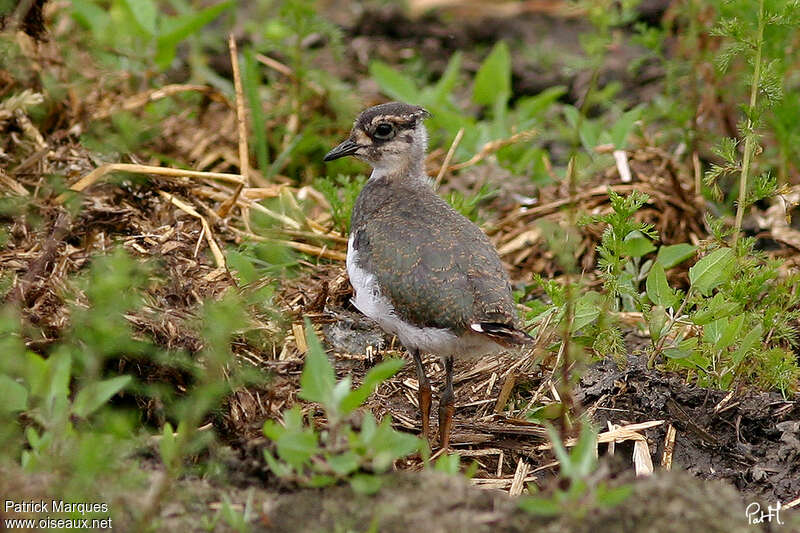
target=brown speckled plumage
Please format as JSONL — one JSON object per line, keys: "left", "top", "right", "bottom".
{"left": 350, "top": 173, "right": 517, "bottom": 334}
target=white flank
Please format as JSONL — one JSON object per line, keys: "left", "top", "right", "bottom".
{"left": 346, "top": 233, "right": 502, "bottom": 358}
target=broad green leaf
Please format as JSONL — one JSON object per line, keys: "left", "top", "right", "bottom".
{"left": 369, "top": 61, "right": 418, "bottom": 103}
{"left": 434, "top": 453, "right": 462, "bottom": 475}
{"left": 516, "top": 86, "right": 567, "bottom": 122}
{"left": 622, "top": 230, "right": 656, "bottom": 258}
{"left": 327, "top": 451, "right": 360, "bottom": 476}
{"left": 47, "top": 352, "right": 72, "bottom": 409}
{"left": 571, "top": 424, "right": 598, "bottom": 478}
{"left": 716, "top": 314, "right": 745, "bottom": 351}
{"left": 340, "top": 358, "right": 405, "bottom": 414}
{"left": 263, "top": 449, "right": 292, "bottom": 477}
{"left": 330, "top": 377, "right": 353, "bottom": 414}
{"left": 155, "top": 1, "right": 234, "bottom": 69}
{"left": 518, "top": 497, "right": 562, "bottom": 516}
{"left": 349, "top": 473, "right": 384, "bottom": 495}
{"left": 578, "top": 118, "right": 602, "bottom": 151}
{"left": 472, "top": 41, "right": 510, "bottom": 106}
{"left": 732, "top": 325, "right": 762, "bottom": 366}
{"left": 69, "top": 0, "right": 110, "bottom": 36}
{"left": 691, "top": 294, "right": 740, "bottom": 325}
{"left": 610, "top": 107, "right": 641, "bottom": 149}
{"left": 571, "top": 294, "right": 601, "bottom": 332}
{"left": 121, "top": 0, "right": 157, "bottom": 36}
{"left": 298, "top": 322, "right": 336, "bottom": 405}
{"left": 276, "top": 431, "right": 319, "bottom": 470}
{"left": 663, "top": 337, "right": 698, "bottom": 359}
{"left": 0, "top": 375, "right": 28, "bottom": 412}
{"left": 309, "top": 474, "right": 336, "bottom": 487}
{"left": 689, "top": 248, "right": 735, "bottom": 295}
{"left": 646, "top": 262, "right": 677, "bottom": 307}
{"left": 72, "top": 375, "right": 132, "bottom": 418}
{"left": 545, "top": 424, "right": 572, "bottom": 476}
{"left": 596, "top": 484, "right": 633, "bottom": 508}
{"left": 648, "top": 305, "right": 668, "bottom": 343}
{"left": 366, "top": 417, "right": 420, "bottom": 472}
{"left": 657, "top": 243, "right": 697, "bottom": 269}
{"left": 159, "top": 422, "right": 177, "bottom": 467}
{"left": 25, "top": 352, "right": 48, "bottom": 398}
{"left": 432, "top": 52, "right": 462, "bottom": 102}
{"left": 262, "top": 419, "right": 285, "bottom": 441}
{"left": 703, "top": 318, "right": 726, "bottom": 346}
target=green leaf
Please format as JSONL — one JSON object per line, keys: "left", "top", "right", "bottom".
{"left": 656, "top": 243, "right": 697, "bottom": 269}
{"left": 47, "top": 352, "right": 72, "bottom": 408}
{"left": 716, "top": 314, "right": 745, "bottom": 351}
{"left": 349, "top": 473, "right": 384, "bottom": 495}
{"left": 369, "top": 61, "right": 418, "bottom": 103}
{"left": 610, "top": 107, "right": 641, "bottom": 149}
{"left": 0, "top": 375, "right": 28, "bottom": 412}
{"left": 472, "top": 41, "right": 511, "bottom": 106}
{"left": 120, "top": 0, "right": 157, "bottom": 36}
{"left": 309, "top": 474, "right": 336, "bottom": 487}
{"left": 689, "top": 248, "right": 735, "bottom": 295}
{"left": 571, "top": 294, "right": 601, "bottom": 332}
{"left": 732, "top": 325, "right": 762, "bottom": 366}
{"left": 703, "top": 318, "right": 726, "bottom": 346}
{"left": 72, "top": 375, "right": 132, "bottom": 418}
{"left": 596, "top": 483, "right": 633, "bottom": 508}
{"left": 570, "top": 424, "right": 598, "bottom": 478}
{"left": 159, "top": 422, "right": 177, "bottom": 468}
{"left": 276, "top": 431, "right": 319, "bottom": 470}
{"left": 327, "top": 451, "right": 360, "bottom": 476}
{"left": 69, "top": 0, "right": 110, "bottom": 35}
{"left": 518, "top": 496, "right": 562, "bottom": 516}
{"left": 691, "top": 294, "right": 740, "bottom": 325}
{"left": 622, "top": 230, "right": 656, "bottom": 258}
{"left": 432, "top": 52, "right": 462, "bottom": 102}
{"left": 434, "top": 453, "right": 462, "bottom": 475}
{"left": 646, "top": 262, "right": 677, "bottom": 307}
{"left": 340, "top": 358, "right": 405, "bottom": 414}
{"left": 298, "top": 322, "right": 335, "bottom": 406}
{"left": 155, "top": 1, "right": 234, "bottom": 69}
{"left": 664, "top": 337, "right": 698, "bottom": 359}
{"left": 262, "top": 419, "right": 285, "bottom": 441}
{"left": 263, "top": 449, "right": 293, "bottom": 477}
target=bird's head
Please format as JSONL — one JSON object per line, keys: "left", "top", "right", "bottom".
{"left": 323, "top": 102, "right": 431, "bottom": 175}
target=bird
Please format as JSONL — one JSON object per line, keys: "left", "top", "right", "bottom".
{"left": 323, "top": 101, "right": 533, "bottom": 449}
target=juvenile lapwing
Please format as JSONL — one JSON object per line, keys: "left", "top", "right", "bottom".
{"left": 324, "top": 102, "right": 533, "bottom": 449}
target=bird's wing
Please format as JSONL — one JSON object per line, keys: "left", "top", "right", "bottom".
{"left": 351, "top": 193, "right": 517, "bottom": 332}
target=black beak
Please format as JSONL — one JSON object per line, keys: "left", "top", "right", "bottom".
{"left": 323, "top": 139, "right": 359, "bottom": 162}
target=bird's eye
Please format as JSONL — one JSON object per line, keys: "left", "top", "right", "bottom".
{"left": 373, "top": 123, "right": 395, "bottom": 140}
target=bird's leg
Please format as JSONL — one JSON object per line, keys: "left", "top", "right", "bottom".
{"left": 412, "top": 348, "right": 432, "bottom": 442}
{"left": 438, "top": 355, "right": 455, "bottom": 450}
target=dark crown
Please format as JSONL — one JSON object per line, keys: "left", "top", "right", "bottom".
{"left": 355, "top": 102, "right": 431, "bottom": 131}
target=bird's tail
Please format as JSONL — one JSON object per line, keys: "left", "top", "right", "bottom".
{"left": 470, "top": 322, "right": 535, "bottom": 347}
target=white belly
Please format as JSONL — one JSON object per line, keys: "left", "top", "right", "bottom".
{"left": 346, "top": 234, "right": 503, "bottom": 358}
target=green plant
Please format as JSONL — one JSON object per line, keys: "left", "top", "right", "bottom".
{"left": 314, "top": 174, "right": 367, "bottom": 234}
{"left": 446, "top": 183, "right": 496, "bottom": 223}
{"left": 262, "top": 322, "right": 422, "bottom": 494}
{"left": 70, "top": 0, "right": 234, "bottom": 72}
{"left": 519, "top": 423, "right": 632, "bottom": 516}
{"left": 702, "top": 0, "right": 798, "bottom": 243}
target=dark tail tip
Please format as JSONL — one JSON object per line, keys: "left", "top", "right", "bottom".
{"left": 471, "top": 322, "right": 535, "bottom": 346}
